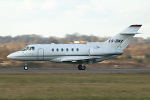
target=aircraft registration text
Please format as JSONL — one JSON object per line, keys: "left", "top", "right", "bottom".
{"left": 108, "top": 39, "right": 124, "bottom": 43}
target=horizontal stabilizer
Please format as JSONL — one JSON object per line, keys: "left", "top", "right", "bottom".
{"left": 120, "top": 32, "right": 141, "bottom": 34}
{"left": 120, "top": 24, "right": 142, "bottom": 34}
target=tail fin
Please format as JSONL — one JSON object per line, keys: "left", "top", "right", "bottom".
{"left": 104, "top": 24, "right": 142, "bottom": 50}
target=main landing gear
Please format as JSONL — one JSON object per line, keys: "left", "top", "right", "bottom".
{"left": 24, "top": 61, "right": 28, "bottom": 70}
{"left": 78, "top": 64, "right": 86, "bottom": 70}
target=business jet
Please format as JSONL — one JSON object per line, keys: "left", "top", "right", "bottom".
{"left": 7, "top": 24, "right": 142, "bottom": 70}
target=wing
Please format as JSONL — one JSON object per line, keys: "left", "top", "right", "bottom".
{"left": 50, "top": 55, "right": 116, "bottom": 64}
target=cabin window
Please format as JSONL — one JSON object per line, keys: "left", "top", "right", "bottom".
{"left": 96, "top": 46, "right": 100, "bottom": 49}
{"left": 76, "top": 48, "right": 79, "bottom": 51}
{"left": 61, "top": 48, "right": 64, "bottom": 52}
{"left": 66, "top": 48, "right": 69, "bottom": 52}
{"left": 56, "top": 48, "right": 59, "bottom": 52}
{"left": 71, "top": 48, "right": 74, "bottom": 52}
{"left": 52, "top": 48, "right": 54, "bottom": 52}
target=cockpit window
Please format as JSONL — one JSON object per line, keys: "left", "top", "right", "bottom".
{"left": 21, "top": 46, "right": 35, "bottom": 51}
{"left": 31, "top": 47, "right": 35, "bottom": 50}
{"left": 29, "top": 47, "right": 31, "bottom": 50}
{"left": 21, "top": 47, "right": 29, "bottom": 51}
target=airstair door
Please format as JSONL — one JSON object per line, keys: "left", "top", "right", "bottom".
{"left": 38, "top": 48, "right": 44, "bottom": 60}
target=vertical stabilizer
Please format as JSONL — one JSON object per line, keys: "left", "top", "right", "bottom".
{"left": 104, "top": 24, "right": 142, "bottom": 50}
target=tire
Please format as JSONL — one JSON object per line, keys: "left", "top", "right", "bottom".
{"left": 78, "top": 65, "right": 86, "bottom": 70}
{"left": 24, "top": 66, "right": 28, "bottom": 70}
{"left": 82, "top": 66, "right": 86, "bottom": 70}
{"left": 78, "top": 65, "right": 82, "bottom": 70}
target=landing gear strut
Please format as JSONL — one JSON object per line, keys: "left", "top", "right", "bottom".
{"left": 78, "top": 65, "right": 86, "bottom": 70}
{"left": 24, "top": 61, "right": 28, "bottom": 70}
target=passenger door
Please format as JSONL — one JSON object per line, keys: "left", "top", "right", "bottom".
{"left": 38, "top": 48, "right": 44, "bottom": 60}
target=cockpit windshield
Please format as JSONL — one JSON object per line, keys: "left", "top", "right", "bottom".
{"left": 21, "top": 46, "right": 35, "bottom": 51}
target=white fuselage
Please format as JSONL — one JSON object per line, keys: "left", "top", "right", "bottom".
{"left": 7, "top": 43, "right": 122, "bottom": 64}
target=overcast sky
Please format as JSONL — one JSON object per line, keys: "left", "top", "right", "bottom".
{"left": 0, "top": 0, "right": 150, "bottom": 38}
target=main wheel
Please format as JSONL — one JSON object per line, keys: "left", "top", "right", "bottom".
{"left": 81, "top": 66, "right": 86, "bottom": 70}
{"left": 78, "top": 65, "right": 86, "bottom": 70}
{"left": 24, "top": 66, "right": 28, "bottom": 70}
{"left": 78, "top": 65, "right": 82, "bottom": 70}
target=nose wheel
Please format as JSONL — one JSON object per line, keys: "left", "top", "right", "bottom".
{"left": 24, "top": 62, "right": 28, "bottom": 70}
{"left": 78, "top": 65, "right": 86, "bottom": 70}
{"left": 24, "top": 66, "right": 28, "bottom": 70}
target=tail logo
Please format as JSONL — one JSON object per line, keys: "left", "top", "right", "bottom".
{"left": 108, "top": 39, "right": 124, "bottom": 43}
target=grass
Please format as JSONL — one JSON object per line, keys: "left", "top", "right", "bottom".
{"left": 0, "top": 73, "right": 150, "bottom": 100}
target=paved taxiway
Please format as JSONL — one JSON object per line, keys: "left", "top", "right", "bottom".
{"left": 0, "top": 69, "right": 150, "bottom": 73}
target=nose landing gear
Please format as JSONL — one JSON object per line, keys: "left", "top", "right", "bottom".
{"left": 78, "top": 64, "right": 86, "bottom": 70}
{"left": 24, "top": 61, "right": 28, "bottom": 70}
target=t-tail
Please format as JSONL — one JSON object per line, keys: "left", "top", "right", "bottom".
{"left": 104, "top": 24, "right": 142, "bottom": 50}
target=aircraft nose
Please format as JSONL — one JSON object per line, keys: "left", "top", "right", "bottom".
{"left": 7, "top": 53, "right": 17, "bottom": 59}
{"left": 7, "top": 51, "right": 23, "bottom": 60}
{"left": 7, "top": 54, "right": 13, "bottom": 59}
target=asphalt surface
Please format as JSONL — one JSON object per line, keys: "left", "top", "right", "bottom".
{"left": 0, "top": 69, "right": 150, "bottom": 73}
